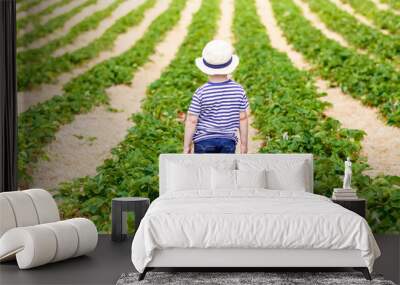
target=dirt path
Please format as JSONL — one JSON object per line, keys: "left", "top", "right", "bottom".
{"left": 214, "top": 0, "right": 233, "bottom": 40}
{"left": 20, "top": 0, "right": 112, "bottom": 51}
{"left": 17, "top": 0, "right": 62, "bottom": 20}
{"left": 53, "top": 0, "right": 144, "bottom": 57}
{"left": 256, "top": 0, "right": 400, "bottom": 176}
{"left": 30, "top": 0, "right": 202, "bottom": 190}
{"left": 18, "top": 0, "right": 87, "bottom": 37}
{"left": 370, "top": 0, "right": 400, "bottom": 15}
{"left": 329, "top": 0, "right": 389, "bottom": 35}
{"left": 18, "top": 0, "right": 168, "bottom": 114}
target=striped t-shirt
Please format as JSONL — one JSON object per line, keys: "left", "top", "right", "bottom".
{"left": 188, "top": 79, "right": 249, "bottom": 143}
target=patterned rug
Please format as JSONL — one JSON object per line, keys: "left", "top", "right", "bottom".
{"left": 116, "top": 271, "right": 396, "bottom": 285}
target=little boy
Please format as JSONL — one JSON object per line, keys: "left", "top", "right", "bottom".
{"left": 183, "top": 40, "right": 249, "bottom": 154}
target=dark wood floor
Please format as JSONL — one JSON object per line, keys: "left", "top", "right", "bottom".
{"left": 1, "top": 234, "right": 398, "bottom": 285}
{"left": 0, "top": 235, "right": 134, "bottom": 285}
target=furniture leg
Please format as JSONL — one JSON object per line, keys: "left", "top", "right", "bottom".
{"left": 111, "top": 201, "right": 123, "bottom": 242}
{"left": 138, "top": 268, "right": 148, "bottom": 281}
{"left": 121, "top": 211, "right": 127, "bottom": 240}
{"left": 354, "top": 267, "right": 372, "bottom": 280}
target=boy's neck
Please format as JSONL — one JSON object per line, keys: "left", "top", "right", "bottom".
{"left": 208, "top": 74, "right": 229, "bottom": 83}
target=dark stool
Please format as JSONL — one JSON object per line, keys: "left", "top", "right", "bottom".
{"left": 332, "top": 198, "right": 366, "bottom": 218}
{"left": 111, "top": 197, "right": 150, "bottom": 242}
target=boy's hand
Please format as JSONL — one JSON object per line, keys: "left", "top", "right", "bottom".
{"left": 183, "top": 113, "right": 198, "bottom": 154}
{"left": 183, "top": 145, "right": 191, "bottom": 154}
{"left": 239, "top": 109, "right": 248, "bottom": 154}
{"left": 240, "top": 143, "right": 248, "bottom": 154}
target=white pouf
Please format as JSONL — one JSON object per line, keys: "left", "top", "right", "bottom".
{"left": 0, "top": 189, "right": 98, "bottom": 269}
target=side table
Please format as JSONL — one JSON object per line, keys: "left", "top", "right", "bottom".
{"left": 112, "top": 197, "right": 150, "bottom": 242}
{"left": 332, "top": 198, "right": 366, "bottom": 218}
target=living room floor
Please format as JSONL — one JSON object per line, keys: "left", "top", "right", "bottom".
{"left": 0, "top": 235, "right": 133, "bottom": 285}
{"left": 1, "top": 235, "right": 398, "bottom": 285}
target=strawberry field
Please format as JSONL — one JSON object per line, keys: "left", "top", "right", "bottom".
{"left": 17, "top": 0, "right": 400, "bottom": 233}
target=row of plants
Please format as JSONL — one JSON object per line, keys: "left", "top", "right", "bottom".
{"left": 233, "top": 0, "right": 399, "bottom": 233}
{"left": 54, "top": 0, "right": 220, "bottom": 232}
{"left": 17, "top": 0, "right": 126, "bottom": 90}
{"left": 17, "top": 0, "right": 97, "bottom": 48}
{"left": 17, "top": 0, "right": 156, "bottom": 91}
{"left": 270, "top": 0, "right": 400, "bottom": 127}
{"left": 18, "top": 0, "right": 187, "bottom": 187}
{"left": 18, "top": 0, "right": 123, "bottom": 63}
{"left": 380, "top": 0, "right": 400, "bottom": 10}
{"left": 17, "top": 0, "right": 42, "bottom": 12}
{"left": 305, "top": 0, "right": 400, "bottom": 65}
{"left": 340, "top": 0, "right": 400, "bottom": 35}
{"left": 17, "top": 0, "right": 74, "bottom": 32}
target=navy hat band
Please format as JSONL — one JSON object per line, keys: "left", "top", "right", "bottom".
{"left": 202, "top": 57, "right": 233, "bottom": 69}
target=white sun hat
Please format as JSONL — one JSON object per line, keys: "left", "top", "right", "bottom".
{"left": 195, "top": 39, "right": 239, "bottom": 75}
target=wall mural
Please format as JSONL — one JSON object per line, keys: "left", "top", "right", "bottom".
{"left": 17, "top": 0, "right": 400, "bottom": 233}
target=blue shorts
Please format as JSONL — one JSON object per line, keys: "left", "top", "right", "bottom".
{"left": 194, "top": 138, "right": 236, "bottom": 154}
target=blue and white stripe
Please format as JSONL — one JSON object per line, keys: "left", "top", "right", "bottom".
{"left": 188, "top": 79, "right": 249, "bottom": 143}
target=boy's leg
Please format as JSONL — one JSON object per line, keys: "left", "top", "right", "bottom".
{"left": 193, "top": 138, "right": 219, "bottom": 153}
{"left": 217, "top": 138, "right": 236, "bottom": 153}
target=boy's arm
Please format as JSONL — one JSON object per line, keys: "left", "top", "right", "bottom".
{"left": 239, "top": 108, "right": 249, "bottom": 154}
{"left": 183, "top": 113, "right": 198, "bottom": 153}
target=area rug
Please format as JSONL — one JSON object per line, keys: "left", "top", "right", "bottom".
{"left": 116, "top": 271, "right": 396, "bottom": 285}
